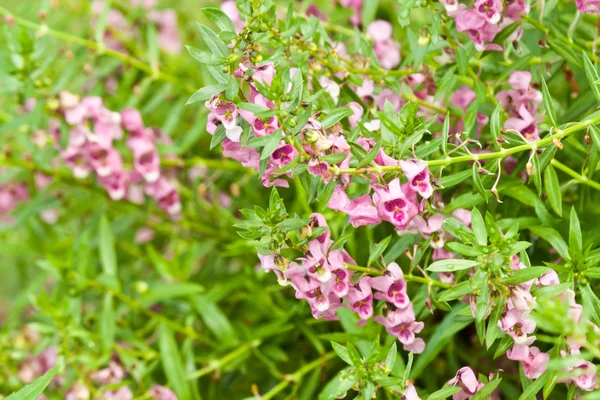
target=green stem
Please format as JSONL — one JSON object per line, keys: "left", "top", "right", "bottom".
{"left": 345, "top": 264, "right": 451, "bottom": 288}
{"left": 187, "top": 339, "right": 263, "bottom": 380}
{"left": 332, "top": 115, "right": 600, "bottom": 175}
{"left": 260, "top": 352, "right": 336, "bottom": 400}
{"left": 0, "top": 6, "right": 195, "bottom": 94}
{"left": 551, "top": 159, "right": 600, "bottom": 191}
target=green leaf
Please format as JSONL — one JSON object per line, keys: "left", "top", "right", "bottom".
{"left": 530, "top": 226, "right": 570, "bottom": 261}
{"left": 260, "top": 130, "right": 283, "bottom": 160}
{"left": 159, "top": 325, "right": 192, "bottom": 400}
{"left": 427, "top": 384, "right": 462, "bottom": 400}
{"left": 471, "top": 207, "right": 487, "bottom": 246}
{"left": 426, "top": 259, "right": 479, "bottom": 272}
{"left": 95, "top": 0, "right": 111, "bottom": 45}
{"left": 346, "top": 343, "right": 363, "bottom": 367}
{"left": 5, "top": 365, "right": 59, "bottom": 400}
{"left": 357, "top": 139, "right": 382, "bottom": 168}
{"left": 192, "top": 295, "right": 239, "bottom": 346}
{"left": 583, "top": 52, "right": 600, "bottom": 104}
{"left": 590, "top": 124, "right": 600, "bottom": 151}
{"left": 141, "top": 283, "right": 205, "bottom": 305}
{"left": 441, "top": 112, "right": 450, "bottom": 155}
{"left": 197, "top": 23, "right": 229, "bottom": 57}
{"left": 99, "top": 216, "right": 117, "bottom": 277}
{"left": 202, "top": 7, "right": 236, "bottom": 32}
{"left": 456, "top": 46, "right": 468, "bottom": 76}
{"left": 210, "top": 125, "right": 227, "bottom": 150}
{"left": 226, "top": 77, "right": 239, "bottom": 101}
{"left": 438, "top": 281, "right": 474, "bottom": 302}
{"left": 518, "top": 371, "right": 550, "bottom": 400}
{"left": 540, "top": 77, "right": 557, "bottom": 127}
{"left": 276, "top": 217, "right": 312, "bottom": 231}
{"left": 485, "top": 298, "right": 503, "bottom": 348}
{"left": 332, "top": 342, "right": 353, "bottom": 365}
{"left": 287, "top": 70, "right": 303, "bottom": 112}
{"left": 475, "top": 279, "right": 489, "bottom": 323}
{"left": 186, "top": 83, "right": 227, "bottom": 105}
{"left": 544, "top": 165, "right": 562, "bottom": 216}
{"left": 472, "top": 378, "right": 502, "bottom": 400}
{"left": 385, "top": 342, "right": 397, "bottom": 370}
{"left": 569, "top": 207, "right": 582, "bottom": 262}
{"left": 368, "top": 235, "right": 392, "bottom": 267}
{"left": 501, "top": 267, "right": 551, "bottom": 285}
{"left": 321, "top": 153, "right": 349, "bottom": 164}
{"left": 186, "top": 45, "right": 227, "bottom": 65}
{"left": 321, "top": 107, "right": 354, "bottom": 129}
{"left": 361, "top": 0, "right": 379, "bottom": 26}
{"left": 100, "top": 293, "right": 115, "bottom": 352}
{"left": 531, "top": 154, "right": 543, "bottom": 195}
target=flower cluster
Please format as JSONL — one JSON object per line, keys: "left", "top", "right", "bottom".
{"left": 92, "top": 0, "right": 182, "bottom": 54}
{"left": 497, "top": 71, "right": 543, "bottom": 142}
{"left": 57, "top": 92, "right": 181, "bottom": 216}
{"left": 16, "top": 339, "right": 177, "bottom": 400}
{"left": 259, "top": 214, "right": 426, "bottom": 353}
{"left": 441, "top": 0, "right": 529, "bottom": 50}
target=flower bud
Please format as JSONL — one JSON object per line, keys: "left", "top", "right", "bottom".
{"left": 304, "top": 129, "right": 321, "bottom": 144}
{"left": 135, "top": 281, "right": 149, "bottom": 294}
{"left": 418, "top": 28, "right": 431, "bottom": 47}
{"left": 552, "top": 137, "right": 563, "bottom": 149}
{"left": 526, "top": 161, "right": 533, "bottom": 176}
{"left": 59, "top": 91, "right": 79, "bottom": 110}
{"left": 300, "top": 224, "right": 312, "bottom": 239}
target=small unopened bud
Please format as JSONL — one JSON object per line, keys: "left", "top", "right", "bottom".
{"left": 134, "top": 281, "right": 149, "bottom": 294}
{"left": 66, "top": 50, "right": 74, "bottom": 60}
{"left": 526, "top": 161, "right": 533, "bottom": 176}
{"left": 4, "top": 15, "right": 14, "bottom": 24}
{"left": 38, "top": 10, "right": 47, "bottom": 21}
{"left": 83, "top": 64, "right": 92, "bottom": 74}
{"left": 552, "top": 137, "right": 563, "bottom": 149}
{"left": 300, "top": 224, "right": 312, "bottom": 239}
{"left": 418, "top": 28, "right": 431, "bottom": 47}
{"left": 491, "top": 187, "right": 502, "bottom": 202}
{"left": 304, "top": 129, "right": 320, "bottom": 144}
{"left": 59, "top": 91, "right": 79, "bottom": 109}
{"left": 230, "top": 183, "right": 240, "bottom": 197}
{"left": 585, "top": 134, "right": 591, "bottom": 146}
{"left": 47, "top": 98, "right": 59, "bottom": 111}
{"left": 197, "top": 183, "right": 208, "bottom": 197}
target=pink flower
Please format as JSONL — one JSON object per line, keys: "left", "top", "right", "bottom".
{"left": 370, "top": 262, "right": 410, "bottom": 309}
{"left": 328, "top": 186, "right": 380, "bottom": 227}
{"left": 372, "top": 178, "right": 419, "bottom": 230}
{"left": 474, "top": 0, "right": 503, "bottom": 24}
{"left": 144, "top": 177, "right": 181, "bottom": 216}
{"left": 98, "top": 170, "right": 129, "bottom": 200}
{"left": 403, "top": 383, "right": 421, "bottom": 400}
{"left": 400, "top": 159, "right": 434, "bottom": 199}
{"left": 374, "top": 306, "right": 425, "bottom": 352}
{"left": 509, "top": 285, "right": 535, "bottom": 312}
{"left": 568, "top": 360, "right": 599, "bottom": 391}
{"left": 91, "top": 360, "right": 125, "bottom": 385}
{"left": 65, "top": 382, "right": 90, "bottom": 400}
{"left": 504, "top": 105, "right": 540, "bottom": 142}
{"left": 452, "top": 208, "right": 472, "bottom": 226}
{"left": 222, "top": 140, "right": 260, "bottom": 171}
{"left": 367, "top": 20, "right": 401, "bottom": 69}
{"left": 103, "top": 387, "right": 133, "bottom": 400}
{"left": 129, "top": 138, "right": 160, "bottom": 183}
{"left": 121, "top": 108, "right": 145, "bottom": 133}
{"left": 18, "top": 347, "right": 57, "bottom": 384}
{"left": 498, "top": 308, "right": 536, "bottom": 344}
{"left": 348, "top": 102, "right": 363, "bottom": 128}
{"left": 576, "top": 0, "right": 600, "bottom": 14}
{"left": 448, "top": 367, "right": 484, "bottom": 400}
{"left": 520, "top": 347, "right": 549, "bottom": 379}
{"left": 343, "top": 277, "right": 374, "bottom": 323}
{"left": 322, "top": 252, "right": 354, "bottom": 298}
{"left": 150, "top": 385, "right": 178, "bottom": 400}
{"left": 451, "top": 87, "right": 476, "bottom": 109}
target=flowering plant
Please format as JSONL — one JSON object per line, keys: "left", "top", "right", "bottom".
{"left": 1, "top": 0, "right": 600, "bottom": 399}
